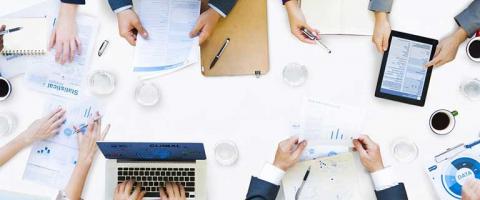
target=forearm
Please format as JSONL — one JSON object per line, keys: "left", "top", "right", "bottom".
{"left": 59, "top": 3, "right": 78, "bottom": 18}
{"left": 284, "top": 0, "right": 298, "bottom": 10}
{"left": 64, "top": 162, "right": 92, "bottom": 200}
{"left": 0, "top": 135, "right": 30, "bottom": 166}
{"left": 452, "top": 27, "right": 469, "bottom": 44}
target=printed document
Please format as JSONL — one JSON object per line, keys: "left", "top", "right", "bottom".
{"left": 133, "top": 0, "right": 200, "bottom": 72}
{"left": 23, "top": 97, "right": 102, "bottom": 188}
{"left": 24, "top": 15, "right": 98, "bottom": 98}
{"left": 282, "top": 152, "right": 376, "bottom": 200}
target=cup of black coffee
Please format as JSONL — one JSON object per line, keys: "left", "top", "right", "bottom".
{"left": 467, "top": 30, "right": 480, "bottom": 62}
{"left": 0, "top": 76, "right": 11, "bottom": 101}
{"left": 429, "top": 109, "right": 458, "bottom": 135}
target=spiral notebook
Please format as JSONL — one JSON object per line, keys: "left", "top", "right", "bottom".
{"left": 0, "top": 17, "right": 48, "bottom": 55}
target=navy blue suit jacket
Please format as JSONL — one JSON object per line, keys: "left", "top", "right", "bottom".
{"left": 245, "top": 177, "right": 408, "bottom": 200}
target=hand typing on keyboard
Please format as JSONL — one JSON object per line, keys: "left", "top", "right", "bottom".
{"left": 114, "top": 180, "right": 145, "bottom": 200}
{"left": 115, "top": 180, "right": 187, "bottom": 200}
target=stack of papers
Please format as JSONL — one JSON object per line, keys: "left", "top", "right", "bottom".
{"left": 133, "top": 0, "right": 200, "bottom": 77}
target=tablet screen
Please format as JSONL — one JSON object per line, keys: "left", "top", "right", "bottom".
{"left": 380, "top": 37, "right": 433, "bottom": 100}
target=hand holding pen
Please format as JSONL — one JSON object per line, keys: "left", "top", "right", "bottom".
{"left": 301, "top": 28, "right": 332, "bottom": 53}
{"left": 73, "top": 112, "right": 103, "bottom": 134}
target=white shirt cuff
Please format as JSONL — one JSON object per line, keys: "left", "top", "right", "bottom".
{"left": 114, "top": 5, "right": 133, "bottom": 14}
{"left": 370, "top": 166, "right": 399, "bottom": 191}
{"left": 208, "top": 3, "right": 226, "bottom": 18}
{"left": 258, "top": 163, "right": 286, "bottom": 185}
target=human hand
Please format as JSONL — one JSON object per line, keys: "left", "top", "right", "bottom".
{"left": 462, "top": 179, "right": 480, "bottom": 200}
{"left": 0, "top": 25, "right": 5, "bottom": 52}
{"left": 189, "top": 8, "right": 221, "bottom": 44}
{"left": 114, "top": 180, "right": 145, "bottom": 200}
{"left": 353, "top": 135, "right": 384, "bottom": 172}
{"left": 49, "top": 3, "right": 80, "bottom": 64}
{"left": 117, "top": 9, "right": 148, "bottom": 46}
{"left": 285, "top": 0, "right": 319, "bottom": 44}
{"left": 273, "top": 136, "right": 307, "bottom": 171}
{"left": 160, "top": 182, "right": 186, "bottom": 200}
{"left": 425, "top": 28, "right": 468, "bottom": 68}
{"left": 76, "top": 112, "right": 110, "bottom": 166}
{"left": 372, "top": 12, "right": 391, "bottom": 52}
{"left": 18, "top": 107, "right": 66, "bottom": 145}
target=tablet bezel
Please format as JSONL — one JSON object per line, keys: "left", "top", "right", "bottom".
{"left": 375, "top": 30, "right": 438, "bottom": 107}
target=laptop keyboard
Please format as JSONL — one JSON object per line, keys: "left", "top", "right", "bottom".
{"left": 117, "top": 167, "right": 196, "bottom": 198}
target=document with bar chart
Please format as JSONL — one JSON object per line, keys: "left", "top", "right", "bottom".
{"left": 300, "top": 98, "right": 366, "bottom": 147}
{"left": 23, "top": 97, "right": 102, "bottom": 188}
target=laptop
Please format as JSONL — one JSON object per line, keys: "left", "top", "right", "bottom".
{"left": 98, "top": 142, "right": 207, "bottom": 200}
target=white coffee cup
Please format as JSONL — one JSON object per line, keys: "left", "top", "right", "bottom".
{"left": 0, "top": 76, "right": 12, "bottom": 101}
{"left": 466, "top": 30, "right": 480, "bottom": 62}
{"left": 429, "top": 109, "right": 458, "bottom": 135}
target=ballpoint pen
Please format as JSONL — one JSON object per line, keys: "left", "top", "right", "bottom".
{"left": 74, "top": 115, "right": 103, "bottom": 134}
{"left": 209, "top": 38, "right": 230, "bottom": 69}
{"left": 295, "top": 166, "right": 311, "bottom": 200}
{"left": 0, "top": 27, "right": 23, "bottom": 36}
{"left": 301, "top": 28, "right": 332, "bottom": 54}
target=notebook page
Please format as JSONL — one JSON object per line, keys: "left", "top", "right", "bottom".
{"left": 341, "top": 0, "right": 374, "bottom": 35}
{"left": 0, "top": 17, "right": 48, "bottom": 54}
{"left": 301, "top": 0, "right": 342, "bottom": 35}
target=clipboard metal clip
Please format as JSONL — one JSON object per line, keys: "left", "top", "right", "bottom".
{"left": 434, "top": 143, "right": 465, "bottom": 164}
{"left": 255, "top": 70, "right": 261, "bottom": 78}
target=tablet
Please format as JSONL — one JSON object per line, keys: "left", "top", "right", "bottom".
{"left": 375, "top": 30, "right": 438, "bottom": 106}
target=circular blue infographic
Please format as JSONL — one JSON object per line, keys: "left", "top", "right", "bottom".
{"left": 441, "top": 157, "right": 480, "bottom": 199}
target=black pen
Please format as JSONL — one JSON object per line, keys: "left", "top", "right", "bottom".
{"left": 0, "top": 27, "right": 22, "bottom": 36}
{"left": 209, "top": 38, "right": 230, "bottom": 69}
{"left": 295, "top": 166, "right": 311, "bottom": 200}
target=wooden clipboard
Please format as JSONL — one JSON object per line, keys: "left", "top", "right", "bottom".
{"left": 200, "top": 0, "right": 269, "bottom": 77}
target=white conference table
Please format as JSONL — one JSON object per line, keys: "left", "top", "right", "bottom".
{"left": 1, "top": 0, "right": 480, "bottom": 199}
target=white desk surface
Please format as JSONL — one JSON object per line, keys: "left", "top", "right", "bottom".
{"left": 1, "top": 0, "right": 480, "bottom": 199}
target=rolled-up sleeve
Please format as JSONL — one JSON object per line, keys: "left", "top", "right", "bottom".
{"left": 455, "top": 0, "right": 480, "bottom": 37}
{"left": 60, "top": 0, "right": 85, "bottom": 5}
{"left": 368, "top": 0, "right": 393, "bottom": 13}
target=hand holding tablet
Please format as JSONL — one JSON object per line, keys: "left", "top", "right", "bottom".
{"left": 375, "top": 30, "right": 438, "bottom": 106}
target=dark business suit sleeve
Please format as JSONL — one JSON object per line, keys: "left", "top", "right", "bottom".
{"left": 60, "top": 0, "right": 85, "bottom": 5}
{"left": 455, "top": 0, "right": 480, "bottom": 37}
{"left": 245, "top": 177, "right": 280, "bottom": 200}
{"left": 375, "top": 183, "right": 408, "bottom": 200}
{"left": 209, "top": 0, "right": 238, "bottom": 16}
{"left": 107, "top": 0, "right": 133, "bottom": 11}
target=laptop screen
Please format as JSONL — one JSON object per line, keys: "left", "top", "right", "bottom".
{"left": 97, "top": 142, "right": 206, "bottom": 161}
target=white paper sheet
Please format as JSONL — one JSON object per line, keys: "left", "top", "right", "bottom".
{"left": 133, "top": 0, "right": 200, "bottom": 72}
{"left": 24, "top": 15, "right": 98, "bottom": 98}
{"left": 299, "top": 98, "right": 366, "bottom": 147}
{"left": 23, "top": 97, "right": 102, "bottom": 188}
{"left": 282, "top": 152, "right": 376, "bottom": 200}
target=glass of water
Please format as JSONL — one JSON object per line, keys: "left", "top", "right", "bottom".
{"left": 214, "top": 140, "right": 239, "bottom": 166}
{"left": 391, "top": 138, "right": 418, "bottom": 163}
{"left": 283, "top": 63, "right": 308, "bottom": 87}
{"left": 89, "top": 70, "right": 116, "bottom": 95}
{"left": 0, "top": 112, "right": 16, "bottom": 137}
{"left": 460, "top": 78, "right": 480, "bottom": 101}
{"left": 135, "top": 81, "right": 160, "bottom": 106}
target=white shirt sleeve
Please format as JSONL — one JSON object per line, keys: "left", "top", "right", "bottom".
{"left": 370, "top": 166, "right": 400, "bottom": 191}
{"left": 114, "top": 5, "right": 133, "bottom": 14}
{"left": 258, "top": 163, "right": 286, "bottom": 185}
{"left": 208, "top": 3, "right": 227, "bottom": 18}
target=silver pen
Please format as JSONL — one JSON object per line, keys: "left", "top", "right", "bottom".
{"left": 301, "top": 28, "right": 332, "bottom": 54}
{"left": 295, "top": 166, "right": 311, "bottom": 200}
